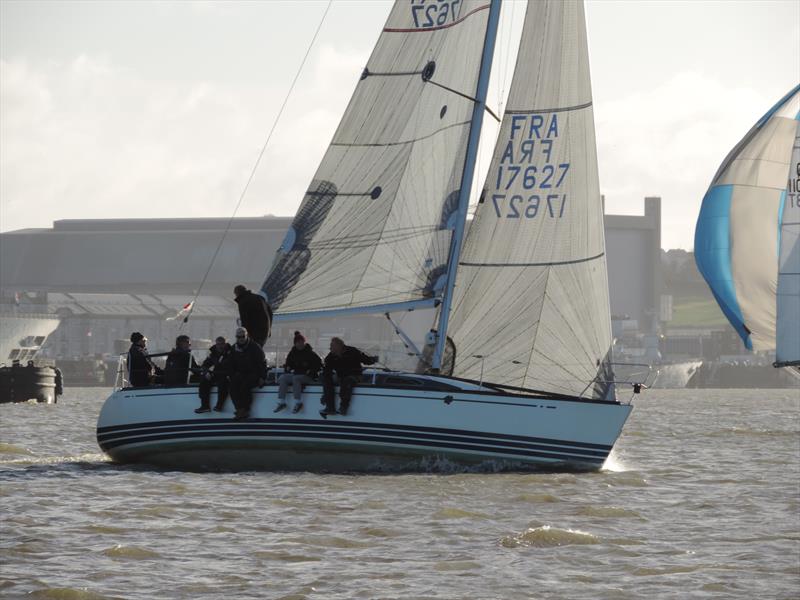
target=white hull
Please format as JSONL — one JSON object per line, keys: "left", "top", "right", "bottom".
{"left": 97, "top": 374, "right": 632, "bottom": 472}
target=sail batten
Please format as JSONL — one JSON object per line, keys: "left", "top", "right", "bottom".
{"left": 447, "top": 0, "right": 613, "bottom": 399}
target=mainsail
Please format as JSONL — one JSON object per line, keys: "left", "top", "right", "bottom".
{"left": 446, "top": 0, "right": 614, "bottom": 399}
{"left": 695, "top": 84, "right": 800, "bottom": 358}
{"left": 263, "top": 1, "right": 497, "bottom": 318}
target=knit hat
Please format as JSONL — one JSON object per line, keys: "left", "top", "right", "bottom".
{"left": 293, "top": 331, "right": 305, "bottom": 344}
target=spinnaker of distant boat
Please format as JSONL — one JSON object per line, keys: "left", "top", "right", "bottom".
{"left": 694, "top": 84, "right": 800, "bottom": 375}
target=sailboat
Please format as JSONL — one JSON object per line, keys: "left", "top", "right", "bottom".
{"left": 97, "top": 0, "right": 635, "bottom": 471}
{"left": 695, "top": 84, "right": 800, "bottom": 380}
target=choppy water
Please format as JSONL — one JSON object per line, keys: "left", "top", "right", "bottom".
{"left": 1, "top": 388, "right": 799, "bottom": 599}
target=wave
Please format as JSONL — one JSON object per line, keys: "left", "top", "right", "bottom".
{"left": 102, "top": 544, "right": 161, "bottom": 559}
{"left": 501, "top": 525, "right": 600, "bottom": 548}
{"left": 575, "top": 506, "right": 644, "bottom": 519}
{"left": 27, "top": 587, "right": 123, "bottom": 600}
{"left": 433, "top": 507, "right": 490, "bottom": 520}
{"left": 0, "top": 442, "right": 34, "bottom": 456}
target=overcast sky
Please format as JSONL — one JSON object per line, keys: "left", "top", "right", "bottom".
{"left": 1, "top": 0, "right": 798, "bottom": 249}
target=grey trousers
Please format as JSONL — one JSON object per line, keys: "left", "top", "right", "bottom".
{"left": 277, "top": 373, "right": 314, "bottom": 401}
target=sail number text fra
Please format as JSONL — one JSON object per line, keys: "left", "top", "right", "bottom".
{"left": 491, "top": 113, "right": 569, "bottom": 219}
{"left": 410, "top": 0, "right": 463, "bottom": 28}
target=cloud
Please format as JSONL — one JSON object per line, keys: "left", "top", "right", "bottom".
{"left": 0, "top": 42, "right": 368, "bottom": 232}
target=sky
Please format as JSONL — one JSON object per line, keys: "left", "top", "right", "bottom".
{"left": 1, "top": 0, "right": 798, "bottom": 250}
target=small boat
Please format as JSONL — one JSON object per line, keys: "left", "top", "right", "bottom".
{"left": 0, "top": 312, "right": 63, "bottom": 403}
{"left": 695, "top": 84, "right": 800, "bottom": 380}
{"left": 97, "top": 0, "right": 639, "bottom": 471}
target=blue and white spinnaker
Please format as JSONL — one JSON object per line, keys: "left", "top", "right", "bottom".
{"left": 695, "top": 84, "right": 800, "bottom": 368}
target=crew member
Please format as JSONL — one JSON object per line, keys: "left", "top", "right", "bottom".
{"left": 274, "top": 331, "right": 322, "bottom": 414}
{"left": 195, "top": 336, "right": 232, "bottom": 413}
{"left": 233, "top": 285, "right": 273, "bottom": 348}
{"left": 229, "top": 327, "right": 268, "bottom": 420}
{"left": 163, "top": 335, "right": 200, "bottom": 386}
{"left": 126, "top": 332, "right": 161, "bottom": 387}
{"left": 320, "top": 337, "right": 377, "bottom": 417}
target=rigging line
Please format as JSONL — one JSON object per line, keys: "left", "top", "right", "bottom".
{"left": 427, "top": 79, "right": 501, "bottom": 123}
{"left": 182, "top": 0, "right": 334, "bottom": 326}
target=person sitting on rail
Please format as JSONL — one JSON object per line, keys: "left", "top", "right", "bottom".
{"left": 320, "top": 337, "right": 378, "bottom": 418}
{"left": 274, "top": 331, "right": 322, "bottom": 414}
{"left": 126, "top": 332, "right": 162, "bottom": 387}
{"left": 195, "top": 336, "right": 233, "bottom": 414}
{"left": 162, "top": 335, "right": 200, "bottom": 386}
{"left": 229, "top": 327, "right": 268, "bottom": 421}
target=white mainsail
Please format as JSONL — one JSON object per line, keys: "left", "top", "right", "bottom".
{"left": 263, "top": 1, "right": 495, "bottom": 317}
{"left": 776, "top": 122, "right": 800, "bottom": 367}
{"left": 447, "top": 0, "right": 613, "bottom": 398}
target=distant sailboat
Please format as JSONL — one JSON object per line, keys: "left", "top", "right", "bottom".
{"left": 695, "top": 84, "right": 800, "bottom": 379}
{"left": 97, "top": 0, "right": 635, "bottom": 471}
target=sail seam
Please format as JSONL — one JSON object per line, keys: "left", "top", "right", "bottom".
{"left": 459, "top": 252, "right": 605, "bottom": 267}
{"left": 383, "top": 4, "right": 490, "bottom": 33}
{"left": 505, "top": 101, "right": 592, "bottom": 114}
{"left": 330, "top": 120, "right": 470, "bottom": 148}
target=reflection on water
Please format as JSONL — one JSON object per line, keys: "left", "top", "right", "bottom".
{"left": 1, "top": 388, "right": 799, "bottom": 599}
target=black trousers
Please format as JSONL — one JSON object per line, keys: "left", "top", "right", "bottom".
{"left": 198, "top": 376, "right": 229, "bottom": 409}
{"left": 230, "top": 373, "right": 259, "bottom": 415}
{"left": 321, "top": 372, "right": 359, "bottom": 411}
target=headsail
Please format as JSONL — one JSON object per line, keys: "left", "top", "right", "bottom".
{"left": 695, "top": 84, "right": 800, "bottom": 355}
{"left": 263, "top": 1, "right": 497, "bottom": 318}
{"left": 446, "top": 0, "right": 614, "bottom": 399}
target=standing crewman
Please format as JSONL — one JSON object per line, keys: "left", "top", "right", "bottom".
{"left": 229, "top": 327, "right": 268, "bottom": 421}
{"left": 233, "top": 285, "right": 273, "bottom": 348}
{"left": 126, "top": 332, "right": 161, "bottom": 387}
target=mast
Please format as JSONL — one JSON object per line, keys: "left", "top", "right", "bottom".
{"left": 432, "top": 0, "right": 502, "bottom": 370}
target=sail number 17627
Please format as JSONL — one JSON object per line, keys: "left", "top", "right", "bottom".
{"left": 491, "top": 194, "right": 567, "bottom": 219}
{"left": 411, "top": 0, "right": 462, "bottom": 28}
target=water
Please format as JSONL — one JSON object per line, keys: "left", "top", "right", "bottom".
{"left": 1, "top": 388, "right": 798, "bottom": 599}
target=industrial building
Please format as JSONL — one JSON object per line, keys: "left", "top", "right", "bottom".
{"left": 1, "top": 200, "right": 662, "bottom": 365}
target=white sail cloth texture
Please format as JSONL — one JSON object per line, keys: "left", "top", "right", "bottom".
{"left": 448, "top": 0, "right": 613, "bottom": 399}
{"left": 695, "top": 86, "right": 800, "bottom": 354}
{"left": 262, "top": 1, "right": 492, "bottom": 315}
{"left": 777, "top": 116, "right": 800, "bottom": 365}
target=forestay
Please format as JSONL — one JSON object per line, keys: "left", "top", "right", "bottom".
{"left": 263, "top": 1, "right": 493, "bottom": 316}
{"left": 777, "top": 110, "right": 800, "bottom": 366}
{"left": 695, "top": 85, "right": 800, "bottom": 354}
{"left": 447, "top": 0, "right": 613, "bottom": 399}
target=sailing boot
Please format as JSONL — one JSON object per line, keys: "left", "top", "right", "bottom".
{"left": 319, "top": 398, "right": 337, "bottom": 419}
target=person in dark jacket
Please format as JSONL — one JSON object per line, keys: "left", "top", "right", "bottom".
{"left": 320, "top": 337, "right": 378, "bottom": 418}
{"left": 274, "top": 331, "right": 322, "bottom": 414}
{"left": 195, "top": 336, "right": 233, "bottom": 413}
{"left": 229, "top": 327, "right": 268, "bottom": 420}
{"left": 233, "top": 285, "right": 273, "bottom": 348}
{"left": 126, "top": 332, "right": 161, "bottom": 387}
{"left": 163, "top": 335, "right": 200, "bottom": 386}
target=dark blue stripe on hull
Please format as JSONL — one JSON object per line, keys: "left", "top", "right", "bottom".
{"left": 97, "top": 426, "right": 609, "bottom": 465}
{"left": 98, "top": 422, "right": 608, "bottom": 459}
{"left": 97, "top": 418, "right": 613, "bottom": 451}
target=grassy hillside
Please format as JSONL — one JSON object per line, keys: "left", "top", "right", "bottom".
{"left": 669, "top": 295, "right": 729, "bottom": 328}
